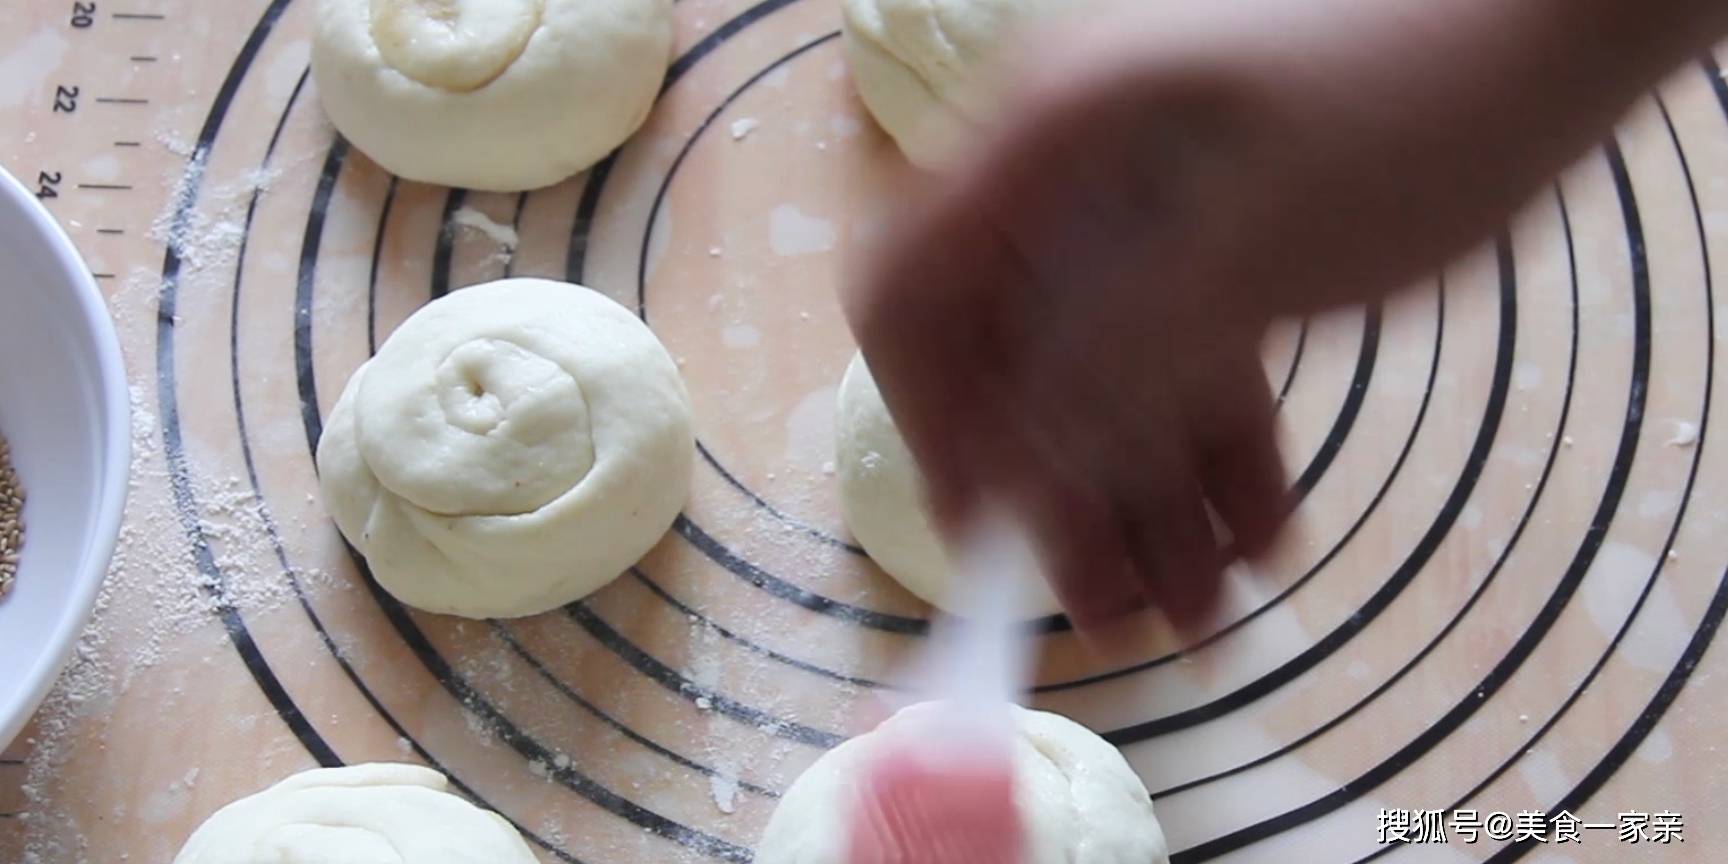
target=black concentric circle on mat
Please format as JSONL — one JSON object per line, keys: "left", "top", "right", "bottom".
{"left": 151, "top": 0, "right": 1728, "bottom": 859}
{"left": 605, "top": 26, "right": 1389, "bottom": 643}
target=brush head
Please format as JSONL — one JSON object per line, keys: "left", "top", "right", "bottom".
{"left": 846, "top": 508, "right": 1041, "bottom": 863}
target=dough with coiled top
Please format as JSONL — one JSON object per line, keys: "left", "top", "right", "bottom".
{"left": 755, "top": 702, "right": 1170, "bottom": 864}
{"left": 841, "top": 0, "right": 1065, "bottom": 169}
{"left": 316, "top": 278, "right": 693, "bottom": 618}
{"left": 311, "top": 0, "right": 672, "bottom": 191}
{"left": 171, "top": 763, "right": 536, "bottom": 863}
{"left": 836, "top": 352, "right": 1061, "bottom": 617}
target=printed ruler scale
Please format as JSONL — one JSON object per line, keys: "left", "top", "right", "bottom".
{"left": 4, "top": 1, "right": 1728, "bottom": 862}
{"left": 5, "top": 2, "right": 188, "bottom": 287}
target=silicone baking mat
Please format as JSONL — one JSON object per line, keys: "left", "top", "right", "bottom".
{"left": 2, "top": 1, "right": 1725, "bottom": 861}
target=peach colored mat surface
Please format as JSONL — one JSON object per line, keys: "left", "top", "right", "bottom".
{"left": 2, "top": 1, "right": 1724, "bottom": 861}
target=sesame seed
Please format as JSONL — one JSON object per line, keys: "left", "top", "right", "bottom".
{"left": 0, "top": 435, "right": 25, "bottom": 598}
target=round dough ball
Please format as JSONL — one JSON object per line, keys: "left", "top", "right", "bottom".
{"left": 841, "top": 0, "right": 1060, "bottom": 169}
{"left": 756, "top": 702, "right": 1170, "bottom": 864}
{"left": 172, "top": 763, "right": 537, "bottom": 863}
{"left": 311, "top": 0, "right": 673, "bottom": 191}
{"left": 836, "top": 352, "right": 1061, "bottom": 617}
{"left": 317, "top": 278, "right": 693, "bottom": 618}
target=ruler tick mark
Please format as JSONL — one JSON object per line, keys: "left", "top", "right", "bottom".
{"left": 78, "top": 183, "right": 132, "bottom": 191}
{"left": 96, "top": 97, "right": 150, "bottom": 105}
{"left": 97, "top": 228, "right": 125, "bottom": 235}
{"left": 114, "top": 141, "right": 142, "bottom": 148}
{"left": 112, "top": 12, "right": 167, "bottom": 21}
{"left": 91, "top": 273, "right": 116, "bottom": 280}
{"left": 130, "top": 56, "right": 159, "bottom": 63}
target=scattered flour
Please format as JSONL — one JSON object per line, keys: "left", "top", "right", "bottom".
{"left": 450, "top": 206, "right": 519, "bottom": 266}
{"left": 13, "top": 279, "right": 333, "bottom": 860}
{"left": 1666, "top": 420, "right": 1699, "bottom": 447}
{"left": 768, "top": 204, "right": 837, "bottom": 257}
{"left": 149, "top": 145, "right": 283, "bottom": 278}
{"left": 708, "top": 773, "right": 739, "bottom": 815}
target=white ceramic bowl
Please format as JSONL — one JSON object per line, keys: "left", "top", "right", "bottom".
{"left": 0, "top": 166, "right": 129, "bottom": 748}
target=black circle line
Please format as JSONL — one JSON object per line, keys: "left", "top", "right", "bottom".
{"left": 1284, "top": 308, "right": 1382, "bottom": 502}
{"left": 155, "top": 0, "right": 334, "bottom": 769}
{"left": 292, "top": 135, "right": 346, "bottom": 463}
{"left": 617, "top": 26, "right": 1384, "bottom": 638}
{"left": 365, "top": 175, "right": 397, "bottom": 356}
{"left": 638, "top": 30, "right": 863, "bottom": 558}
{"left": 1491, "top": 581, "right": 1728, "bottom": 861}
{"left": 672, "top": 512, "right": 918, "bottom": 633}
{"left": 502, "top": 191, "right": 530, "bottom": 278}
{"left": 429, "top": 188, "right": 465, "bottom": 299}
{"left": 1274, "top": 318, "right": 1310, "bottom": 407}
{"left": 564, "top": 157, "right": 613, "bottom": 281}
{"left": 157, "top": 4, "right": 584, "bottom": 862}
{"left": 1472, "top": 76, "right": 1724, "bottom": 863}
{"left": 563, "top": 602, "right": 846, "bottom": 748}
{"left": 1363, "top": 132, "right": 1692, "bottom": 864}
{"left": 1174, "top": 139, "right": 1652, "bottom": 861}
{"left": 1344, "top": 83, "right": 1710, "bottom": 864}
{"left": 627, "top": 566, "right": 897, "bottom": 690}
{"left": 565, "top": 0, "right": 805, "bottom": 281}
{"left": 490, "top": 622, "right": 782, "bottom": 799}
{"left": 1156, "top": 181, "right": 1580, "bottom": 799}
{"left": 339, "top": 545, "right": 753, "bottom": 862}
{"left": 1106, "top": 232, "right": 1514, "bottom": 745}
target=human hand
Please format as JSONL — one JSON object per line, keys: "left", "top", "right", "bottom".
{"left": 845, "top": 0, "right": 1726, "bottom": 633}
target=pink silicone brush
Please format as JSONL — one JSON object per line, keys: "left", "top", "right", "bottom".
{"left": 847, "top": 511, "right": 1038, "bottom": 864}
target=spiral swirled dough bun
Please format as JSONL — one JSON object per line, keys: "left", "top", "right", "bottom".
{"left": 171, "top": 764, "right": 537, "bottom": 863}
{"left": 754, "top": 703, "right": 1171, "bottom": 864}
{"left": 316, "top": 278, "right": 693, "bottom": 618}
{"left": 835, "top": 352, "right": 1061, "bottom": 617}
{"left": 311, "top": 0, "right": 673, "bottom": 191}
{"left": 841, "top": 0, "right": 1064, "bottom": 170}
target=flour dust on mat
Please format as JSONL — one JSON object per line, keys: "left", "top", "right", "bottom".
{"left": 9, "top": 315, "right": 337, "bottom": 863}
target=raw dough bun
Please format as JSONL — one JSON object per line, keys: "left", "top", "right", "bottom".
{"left": 755, "top": 702, "right": 1170, "bottom": 864}
{"left": 317, "top": 278, "right": 693, "bottom": 618}
{"left": 841, "top": 0, "right": 1059, "bottom": 169}
{"left": 311, "top": 0, "right": 673, "bottom": 191}
{"left": 835, "top": 352, "right": 1061, "bottom": 617}
{"left": 172, "top": 763, "right": 537, "bottom": 863}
